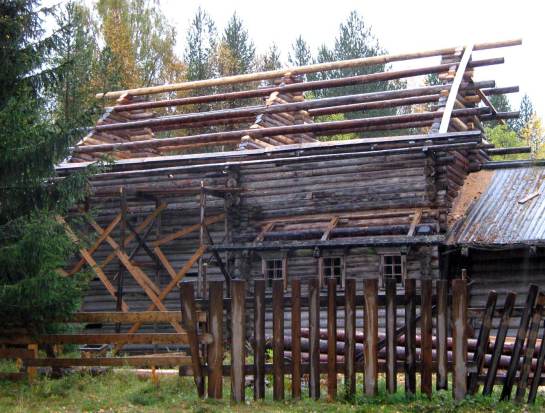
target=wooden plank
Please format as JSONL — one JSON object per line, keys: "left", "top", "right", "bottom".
{"left": 420, "top": 279, "right": 433, "bottom": 398}
{"left": 180, "top": 282, "right": 205, "bottom": 398}
{"left": 0, "top": 333, "right": 206, "bottom": 345}
{"left": 116, "top": 190, "right": 127, "bottom": 325}
{"left": 207, "top": 281, "right": 224, "bottom": 399}
{"left": 254, "top": 222, "right": 274, "bottom": 243}
{"left": 436, "top": 279, "right": 448, "bottom": 391}
{"left": 327, "top": 277, "right": 337, "bottom": 400}
{"left": 321, "top": 217, "right": 339, "bottom": 241}
{"left": 438, "top": 44, "right": 474, "bottom": 133}
{"left": 272, "top": 278, "right": 285, "bottom": 400}
{"left": 407, "top": 209, "right": 422, "bottom": 237}
{"left": 67, "top": 213, "right": 121, "bottom": 275}
{"left": 344, "top": 278, "right": 356, "bottom": 398}
{"left": 71, "top": 311, "right": 207, "bottom": 324}
{"left": 0, "top": 348, "right": 35, "bottom": 359}
{"left": 153, "top": 246, "right": 177, "bottom": 279}
{"left": 56, "top": 217, "right": 129, "bottom": 312}
{"left": 518, "top": 191, "right": 540, "bottom": 204}
{"left": 230, "top": 280, "right": 246, "bottom": 403}
{"left": 483, "top": 292, "right": 516, "bottom": 395}
{"left": 152, "top": 214, "right": 225, "bottom": 247}
{"left": 468, "top": 290, "right": 497, "bottom": 395}
{"left": 25, "top": 356, "right": 191, "bottom": 368}
{"left": 452, "top": 279, "right": 468, "bottom": 401}
{"left": 501, "top": 284, "right": 539, "bottom": 400}
{"left": 515, "top": 292, "right": 545, "bottom": 402}
{"left": 528, "top": 319, "right": 545, "bottom": 403}
{"left": 291, "top": 278, "right": 302, "bottom": 400}
{"left": 254, "top": 279, "right": 266, "bottom": 400}
{"left": 363, "top": 279, "right": 378, "bottom": 396}
{"left": 385, "top": 277, "right": 397, "bottom": 394}
{"left": 404, "top": 278, "right": 417, "bottom": 396}
{"left": 309, "top": 277, "right": 320, "bottom": 400}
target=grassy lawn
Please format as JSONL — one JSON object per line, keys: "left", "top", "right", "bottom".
{"left": 1, "top": 369, "right": 545, "bottom": 412}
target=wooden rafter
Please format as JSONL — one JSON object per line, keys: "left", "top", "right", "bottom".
{"left": 254, "top": 222, "right": 275, "bottom": 243}
{"left": 438, "top": 44, "right": 474, "bottom": 134}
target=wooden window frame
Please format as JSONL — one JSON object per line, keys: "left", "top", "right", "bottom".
{"left": 261, "top": 255, "right": 288, "bottom": 290}
{"left": 379, "top": 253, "right": 406, "bottom": 288}
{"left": 321, "top": 256, "right": 345, "bottom": 288}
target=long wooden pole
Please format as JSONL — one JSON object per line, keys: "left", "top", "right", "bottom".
{"left": 74, "top": 107, "right": 489, "bottom": 154}
{"left": 96, "top": 39, "right": 521, "bottom": 99}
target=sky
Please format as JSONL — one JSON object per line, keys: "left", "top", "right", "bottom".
{"left": 160, "top": 0, "right": 544, "bottom": 119}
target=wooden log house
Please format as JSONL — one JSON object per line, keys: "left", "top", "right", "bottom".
{"left": 55, "top": 39, "right": 540, "bottom": 340}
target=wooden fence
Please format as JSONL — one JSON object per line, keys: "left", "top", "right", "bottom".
{"left": 3, "top": 278, "right": 545, "bottom": 405}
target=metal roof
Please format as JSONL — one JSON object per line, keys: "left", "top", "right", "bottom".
{"left": 448, "top": 165, "right": 545, "bottom": 246}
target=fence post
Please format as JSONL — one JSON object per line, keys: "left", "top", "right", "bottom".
{"left": 207, "top": 281, "right": 224, "bottom": 399}
{"left": 291, "top": 279, "right": 302, "bottom": 400}
{"left": 501, "top": 284, "right": 538, "bottom": 401}
{"left": 272, "top": 278, "right": 285, "bottom": 400}
{"left": 344, "top": 278, "right": 356, "bottom": 398}
{"left": 309, "top": 277, "right": 320, "bottom": 400}
{"left": 327, "top": 277, "right": 337, "bottom": 401}
{"left": 483, "top": 292, "right": 516, "bottom": 396}
{"left": 363, "top": 279, "right": 378, "bottom": 396}
{"left": 451, "top": 279, "right": 468, "bottom": 401}
{"left": 230, "top": 279, "right": 246, "bottom": 403}
{"left": 385, "top": 277, "right": 397, "bottom": 394}
{"left": 528, "top": 318, "right": 545, "bottom": 403}
{"left": 420, "top": 279, "right": 433, "bottom": 398}
{"left": 254, "top": 279, "right": 266, "bottom": 400}
{"left": 180, "top": 282, "right": 205, "bottom": 398}
{"left": 468, "top": 290, "right": 497, "bottom": 395}
{"left": 404, "top": 278, "right": 417, "bottom": 396}
{"left": 436, "top": 279, "right": 448, "bottom": 391}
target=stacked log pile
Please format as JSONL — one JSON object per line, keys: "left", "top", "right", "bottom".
{"left": 240, "top": 75, "right": 316, "bottom": 149}
{"left": 70, "top": 94, "right": 160, "bottom": 162}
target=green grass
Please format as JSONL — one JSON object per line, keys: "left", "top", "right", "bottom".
{"left": 1, "top": 369, "right": 545, "bottom": 412}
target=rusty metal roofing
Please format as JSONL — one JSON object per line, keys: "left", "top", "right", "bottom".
{"left": 448, "top": 165, "right": 545, "bottom": 246}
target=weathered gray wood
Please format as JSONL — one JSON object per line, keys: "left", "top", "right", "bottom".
{"left": 291, "top": 279, "right": 302, "bottom": 400}
{"left": 528, "top": 319, "right": 545, "bottom": 403}
{"left": 363, "top": 279, "right": 378, "bottom": 396}
{"left": 254, "top": 279, "right": 266, "bottom": 400}
{"left": 327, "top": 277, "right": 337, "bottom": 400}
{"left": 272, "top": 278, "right": 285, "bottom": 400}
{"left": 420, "top": 279, "right": 433, "bottom": 398}
{"left": 404, "top": 278, "right": 417, "bottom": 396}
{"left": 385, "top": 277, "right": 397, "bottom": 394}
{"left": 309, "top": 278, "right": 320, "bottom": 400}
{"left": 230, "top": 280, "right": 246, "bottom": 403}
{"left": 436, "top": 279, "right": 448, "bottom": 391}
{"left": 452, "top": 279, "right": 468, "bottom": 401}
{"left": 207, "top": 281, "right": 223, "bottom": 399}
{"left": 344, "top": 278, "right": 356, "bottom": 398}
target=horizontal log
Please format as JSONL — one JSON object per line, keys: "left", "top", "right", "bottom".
{"left": 25, "top": 356, "right": 192, "bottom": 368}
{"left": 96, "top": 39, "right": 520, "bottom": 99}
{"left": 70, "top": 311, "right": 206, "bottom": 324}
{"left": 486, "top": 146, "right": 531, "bottom": 155}
{"left": 0, "top": 333, "right": 212, "bottom": 345}
{"left": 74, "top": 108, "right": 489, "bottom": 154}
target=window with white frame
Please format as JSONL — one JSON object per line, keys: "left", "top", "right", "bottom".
{"left": 263, "top": 258, "right": 284, "bottom": 288}
{"left": 323, "top": 257, "right": 344, "bottom": 286}
{"left": 381, "top": 254, "right": 405, "bottom": 286}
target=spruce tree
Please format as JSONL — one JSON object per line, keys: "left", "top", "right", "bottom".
{"left": 514, "top": 94, "right": 535, "bottom": 134}
{"left": 184, "top": 7, "right": 218, "bottom": 82}
{"left": 0, "top": 0, "right": 90, "bottom": 331}
{"left": 289, "top": 36, "right": 312, "bottom": 67}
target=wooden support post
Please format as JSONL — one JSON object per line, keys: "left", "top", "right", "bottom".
{"left": 26, "top": 344, "right": 38, "bottom": 383}
{"left": 404, "top": 278, "right": 417, "bottom": 396}
{"left": 230, "top": 280, "right": 246, "bottom": 403}
{"left": 468, "top": 290, "right": 497, "bottom": 395}
{"left": 116, "top": 188, "right": 127, "bottom": 332}
{"left": 309, "top": 277, "right": 320, "bottom": 400}
{"left": 501, "top": 284, "right": 539, "bottom": 401}
{"left": 516, "top": 292, "right": 545, "bottom": 402}
{"left": 452, "top": 279, "right": 468, "bottom": 401}
{"left": 344, "top": 278, "right": 356, "bottom": 398}
{"left": 436, "top": 279, "right": 448, "bottom": 391}
{"left": 420, "top": 279, "right": 433, "bottom": 398}
{"left": 363, "top": 279, "right": 378, "bottom": 396}
{"left": 207, "top": 281, "right": 223, "bottom": 399}
{"left": 528, "top": 319, "right": 545, "bottom": 404}
{"left": 198, "top": 182, "right": 206, "bottom": 297}
{"left": 483, "top": 292, "right": 516, "bottom": 396}
{"left": 385, "top": 277, "right": 397, "bottom": 394}
{"left": 291, "top": 279, "right": 302, "bottom": 400}
{"left": 254, "top": 279, "right": 266, "bottom": 400}
{"left": 272, "top": 278, "right": 284, "bottom": 401}
{"left": 327, "top": 277, "right": 337, "bottom": 401}
{"left": 180, "top": 282, "right": 205, "bottom": 398}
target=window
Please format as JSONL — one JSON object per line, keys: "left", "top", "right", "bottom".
{"left": 323, "top": 257, "right": 343, "bottom": 286}
{"left": 263, "top": 258, "right": 284, "bottom": 288}
{"left": 381, "top": 254, "right": 405, "bottom": 286}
